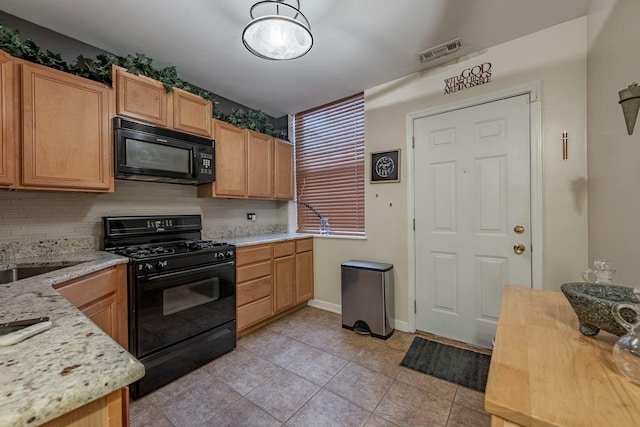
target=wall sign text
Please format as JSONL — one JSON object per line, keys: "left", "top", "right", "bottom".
{"left": 444, "top": 63, "right": 492, "bottom": 95}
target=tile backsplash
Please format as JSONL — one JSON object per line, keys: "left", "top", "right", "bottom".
{"left": 0, "top": 180, "right": 288, "bottom": 257}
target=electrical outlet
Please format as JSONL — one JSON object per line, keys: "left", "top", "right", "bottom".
{"left": 247, "top": 213, "right": 257, "bottom": 221}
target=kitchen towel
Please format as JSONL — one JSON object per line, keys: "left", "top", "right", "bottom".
{"left": 400, "top": 336, "right": 491, "bottom": 392}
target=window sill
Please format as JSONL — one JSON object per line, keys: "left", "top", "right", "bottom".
{"left": 308, "top": 234, "right": 367, "bottom": 241}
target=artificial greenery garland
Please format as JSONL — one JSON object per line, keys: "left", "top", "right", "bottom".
{"left": 0, "top": 25, "right": 288, "bottom": 140}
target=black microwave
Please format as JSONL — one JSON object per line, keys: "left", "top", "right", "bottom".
{"left": 114, "top": 117, "right": 215, "bottom": 185}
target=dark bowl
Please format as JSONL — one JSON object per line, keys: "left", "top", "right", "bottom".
{"left": 560, "top": 282, "right": 639, "bottom": 337}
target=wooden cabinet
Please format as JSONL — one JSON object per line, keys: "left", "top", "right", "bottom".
{"left": 247, "top": 130, "right": 274, "bottom": 198}
{"left": 273, "top": 241, "right": 295, "bottom": 313}
{"left": 114, "top": 65, "right": 212, "bottom": 137}
{"left": 169, "top": 88, "right": 212, "bottom": 137}
{"left": 295, "top": 238, "right": 314, "bottom": 303}
{"left": 274, "top": 138, "right": 294, "bottom": 200}
{"left": 55, "top": 264, "right": 128, "bottom": 350}
{"left": 114, "top": 65, "right": 167, "bottom": 127}
{"left": 199, "top": 119, "right": 247, "bottom": 198}
{"left": 237, "top": 244, "right": 273, "bottom": 331}
{"left": 43, "top": 388, "right": 128, "bottom": 427}
{"left": 0, "top": 50, "right": 15, "bottom": 188}
{"left": 18, "top": 60, "right": 113, "bottom": 192}
{"left": 237, "top": 238, "right": 313, "bottom": 333}
{"left": 198, "top": 121, "right": 294, "bottom": 201}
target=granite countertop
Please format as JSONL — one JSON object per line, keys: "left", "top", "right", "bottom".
{"left": 225, "top": 232, "right": 313, "bottom": 247}
{"left": 0, "top": 251, "right": 145, "bottom": 427}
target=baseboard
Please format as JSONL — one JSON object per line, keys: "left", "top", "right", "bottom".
{"left": 307, "top": 299, "right": 342, "bottom": 314}
{"left": 307, "top": 299, "right": 411, "bottom": 333}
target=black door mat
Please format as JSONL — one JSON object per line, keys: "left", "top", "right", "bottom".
{"left": 400, "top": 336, "right": 491, "bottom": 392}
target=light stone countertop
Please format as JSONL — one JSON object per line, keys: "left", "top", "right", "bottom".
{"left": 0, "top": 251, "right": 144, "bottom": 427}
{"left": 225, "top": 232, "right": 313, "bottom": 247}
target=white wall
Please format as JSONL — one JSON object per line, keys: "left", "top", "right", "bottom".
{"left": 587, "top": 0, "right": 640, "bottom": 286}
{"left": 312, "top": 17, "right": 589, "bottom": 327}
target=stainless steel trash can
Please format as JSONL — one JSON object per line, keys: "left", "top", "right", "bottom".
{"left": 341, "top": 260, "right": 394, "bottom": 339}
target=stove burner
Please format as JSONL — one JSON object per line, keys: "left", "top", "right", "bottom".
{"left": 108, "top": 240, "right": 231, "bottom": 260}
{"left": 120, "top": 245, "right": 176, "bottom": 259}
{"left": 179, "top": 240, "right": 226, "bottom": 250}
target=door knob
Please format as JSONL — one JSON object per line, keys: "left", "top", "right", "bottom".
{"left": 514, "top": 225, "right": 525, "bottom": 234}
{"left": 513, "top": 243, "right": 526, "bottom": 254}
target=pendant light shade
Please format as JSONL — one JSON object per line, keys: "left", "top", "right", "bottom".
{"left": 242, "top": 0, "right": 313, "bottom": 61}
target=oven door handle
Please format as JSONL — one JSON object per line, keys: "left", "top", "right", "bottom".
{"left": 138, "top": 261, "right": 235, "bottom": 284}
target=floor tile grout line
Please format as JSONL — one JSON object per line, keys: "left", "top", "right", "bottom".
{"left": 367, "top": 371, "right": 397, "bottom": 421}
{"left": 133, "top": 308, "right": 486, "bottom": 427}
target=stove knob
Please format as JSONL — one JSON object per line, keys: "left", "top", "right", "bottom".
{"left": 156, "top": 260, "right": 168, "bottom": 271}
{"left": 225, "top": 250, "right": 234, "bottom": 258}
{"left": 214, "top": 252, "right": 223, "bottom": 260}
{"left": 142, "top": 263, "right": 154, "bottom": 273}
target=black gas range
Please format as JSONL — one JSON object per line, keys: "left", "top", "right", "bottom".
{"left": 103, "top": 215, "right": 236, "bottom": 399}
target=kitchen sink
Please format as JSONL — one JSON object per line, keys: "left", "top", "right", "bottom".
{"left": 0, "top": 264, "right": 81, "bottom": 285}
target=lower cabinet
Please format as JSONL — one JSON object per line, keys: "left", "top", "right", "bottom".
{"left": 53, "top": 264, "right": 130, "bottom": 426}
{"left": 273, "top": 241, "right": 295, "bottom": 313}
{"left": 237, "top": 244, "right": 273, "bottom": 331}
{"left": 42, "top": 388, "right": 128, "bottom": 427}
{"left": 237, "top": 238, "right": 314, "bottom": 333}
{"left": 295, "top": 238, "right": 314, "bottom": 303}
{"left": 55, "top": 264, "right": 128, "bottom": 350}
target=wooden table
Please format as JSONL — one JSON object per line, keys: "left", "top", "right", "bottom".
{"left": 485, "top": 285, "right": 640, "bottom": 427}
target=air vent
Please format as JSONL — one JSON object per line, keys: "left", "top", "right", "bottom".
{"left": 418, "top": 38, "right": 462, "bottom": 63}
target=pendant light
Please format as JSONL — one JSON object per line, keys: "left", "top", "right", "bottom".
{"left": 242, "top": 0, "right": 313, "bottom": 61}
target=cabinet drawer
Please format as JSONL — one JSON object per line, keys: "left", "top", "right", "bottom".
{"left": 55, "top": 267, "right": 117, "bottom": 308}
{"left": 237, "top": 244, "right": 272, "bottom": 266}
{"left": 237, "top": 276, "right": 272, "bottom": 306}
{"left": 237, "top": 260, "right": 271, "bottom": 283}
{"left": 238, "top": 297, "right": 272, "bottom": 330}
{"left": 296, "top": 238, "right": 313, "bottom": 253}
{"left": 273, "top": 241, "right": 295, "bottom": 258}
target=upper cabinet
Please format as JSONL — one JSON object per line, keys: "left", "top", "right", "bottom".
{"left": 198, "top": 119, "right": 293, "bottom": 201}
{"left": 169, "top": 88, "right": 212, "bottom": 137}
{"left": 18, "top": 60, "right": 113, "bottom": 192}
{"left": 0, "top": 50, "right": 15, "bottom": 188}
{"left": 200, "top": 119, "right": 247, "bottom": 198}
{"left": 274, "top": 138, "right": 294, "bottom": 200}
{"left": 114, "top": 65, "right": 167, "bottom": 127}
{"left": 246, "top": 130, "right": 273, "bottom": 198}
{"left": 114, "top": 65, "right": 212, "bottom": 137}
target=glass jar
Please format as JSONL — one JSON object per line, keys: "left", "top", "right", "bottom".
{"left": 611, "top": 288, "right": 640, "bottom": 385}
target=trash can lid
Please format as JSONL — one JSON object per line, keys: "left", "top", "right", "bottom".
{"left": 341, "top": 260, "right": 393, "bottom": 272}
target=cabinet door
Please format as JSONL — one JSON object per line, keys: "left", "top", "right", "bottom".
{"left": 247, "top": 130, "right": 273, "bottom": 198}
{"left": 20, "top": 62, "right": 113, "bottom": 192}
{"left": 274, "top": 138, "right": 294, "bottom": 200}
{"left": 55, "top": 265, "right": 128, "bottom": 349}
{"left": 114, "top": 65, "right": 167, "bottom": 127}
{"left": 170, "top": 88, "right": 212, "bottom": 137}
{"left": 274, "top": 254, "right": 295, "bottom": 313}
{"left": 0, "top": 51, "right": 14, "bottom": 187}
{"left": 295, "top": 248, "right": 314, "bottom": 303}
{"left": 211, "top": 120, "right": 247, "bottom": 197}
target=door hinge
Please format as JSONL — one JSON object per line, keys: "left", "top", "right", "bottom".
{"left": 412, "top": 136, "right": 415, "bottom": 148}
{"left": 413, "top": 218, "right": 415, "bottom": 231}
{"left": 414, "top": 300, "right": 417, "bottom": 313}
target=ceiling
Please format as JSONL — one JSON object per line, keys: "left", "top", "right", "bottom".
{"left": 0, "top": 0, "right": 591, "bottom": 118}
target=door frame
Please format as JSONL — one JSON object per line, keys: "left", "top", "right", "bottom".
{"left": 405, "top": 82, "right": 543, "bottom": 333}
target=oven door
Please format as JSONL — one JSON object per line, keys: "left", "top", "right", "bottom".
{"left": 134, "top": 261, "right": 236, "bottom": 358}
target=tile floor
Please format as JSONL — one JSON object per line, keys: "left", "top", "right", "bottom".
{"left": 130, "top": 307, "right": 492, "bottom": 427}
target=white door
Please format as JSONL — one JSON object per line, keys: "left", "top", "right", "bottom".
{"left": 414, "top": 94, "right": 531, "bottom": 348}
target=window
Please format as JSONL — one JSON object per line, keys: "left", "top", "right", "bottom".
{"left": 294, "top": 93, "right": 365, "bottom": 236}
